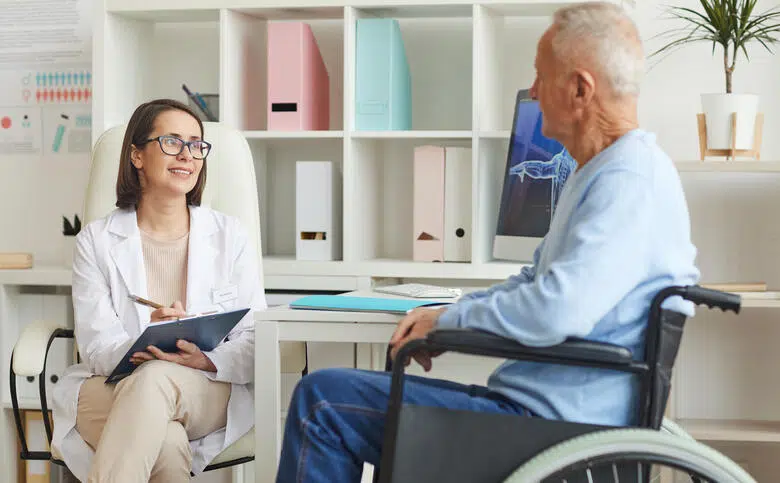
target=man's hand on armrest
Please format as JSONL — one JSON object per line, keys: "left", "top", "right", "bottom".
{"left": 389, "top": 306, "right": 448, "bottom": 372}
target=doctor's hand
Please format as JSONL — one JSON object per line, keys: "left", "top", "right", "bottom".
{"left": 389, "top": 307, "right": 447, "bottom": 372}
{"left": 150, "top": 301, "right": 186, "bottom": 323}
{"left": 130, "top": 340, "right": 218, "bottom": 373}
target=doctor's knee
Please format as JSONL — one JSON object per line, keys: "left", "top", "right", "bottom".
{"left": 116, "top": 360, "right": 182, "bottom": 395}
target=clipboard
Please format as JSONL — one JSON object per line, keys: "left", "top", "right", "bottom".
{"left": 105, "top": 307, "right": 250, "bottom": 384}
{"left": 289, "top": 295, "right": 452, "bottom": 315}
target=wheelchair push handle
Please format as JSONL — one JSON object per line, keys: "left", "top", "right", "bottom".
{"left": 681, "top": 285, "right": 741, "bottom": 314}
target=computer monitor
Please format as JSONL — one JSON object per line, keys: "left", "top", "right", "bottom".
{"left": 492, "top": 89, "right": 577, "bottom": 262}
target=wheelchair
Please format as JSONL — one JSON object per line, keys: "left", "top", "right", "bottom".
{"left": 376, "top": 285, "right": 756, "bottom": 482}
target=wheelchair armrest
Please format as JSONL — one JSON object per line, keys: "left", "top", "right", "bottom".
{"left": 380, "top": 331, "right": 638, "bottom": 483}
{"left": 12, "top": 320, "right": 73, "bottom": 377}
{"left": 426, "top": 328, "right": 635, "bottom": 367}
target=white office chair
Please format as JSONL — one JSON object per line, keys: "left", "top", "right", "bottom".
{"left": 10, "top": 121, "right": 307, "bottom": 474}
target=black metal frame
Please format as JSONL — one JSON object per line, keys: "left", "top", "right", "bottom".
{"left": 139, "top": 135, "right": 212, "bottom": 160}
{"left": 376, "top": 284, "right": 741, "bottom": 483}
{"left": 8, "top": 327, "right": 310, "bottom": 474}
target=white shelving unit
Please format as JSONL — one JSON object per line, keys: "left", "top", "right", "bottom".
{"left": 0, "top": 0, "right": 771, "bottom": 481}
{"left": 93, "top": 0, "right": 647, "bottom": 285}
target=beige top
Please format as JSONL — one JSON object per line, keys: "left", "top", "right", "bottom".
{"left": 141, "top": 229, "right": 189, "bottom": 308}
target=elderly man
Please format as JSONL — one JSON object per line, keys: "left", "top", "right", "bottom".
{"left": 275, "top": 2, "right": 699, "bottom": 482}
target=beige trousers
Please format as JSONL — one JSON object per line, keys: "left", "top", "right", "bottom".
{"left": 75, "top": 360, "right": 231, "bottom": 483}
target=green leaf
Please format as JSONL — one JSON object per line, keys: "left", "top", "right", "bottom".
{"left": 62, "top": 214, "right": 81, "bottom": 236}
{"left": 62, "top": 216, "right": 74, "bottom": 235}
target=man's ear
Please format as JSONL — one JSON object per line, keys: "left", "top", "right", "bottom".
{"left": 572, "top": 69, "right": 596, "bottom": 109}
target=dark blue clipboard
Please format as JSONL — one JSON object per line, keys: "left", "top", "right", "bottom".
{"left": 105, "top": 307, "right": 250, "bottom": 384}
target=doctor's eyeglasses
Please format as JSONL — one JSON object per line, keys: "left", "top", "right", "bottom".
{"left": 139, "top": 135, "right": 212, "bottom": 160}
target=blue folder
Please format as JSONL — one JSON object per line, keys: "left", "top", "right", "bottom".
{"left": 355, "top": 18, "right": 412, "bottom": 130}
{"left": 105, "top": 308, "right": 250, "bottom": 384}
{"left": 290, "top": 295, "right": 450, "bottom": 315}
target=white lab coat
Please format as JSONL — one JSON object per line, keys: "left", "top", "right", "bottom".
{"left": 51, "top": 205, "right": 263, "bottom": 482}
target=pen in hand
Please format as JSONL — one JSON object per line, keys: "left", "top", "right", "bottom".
{"left": 129, "top": 295, "right": 217, "bottom": 321}
{"left": 129, "top": 294, "right": 185, "bottom": 322}
{"left": 128, "top": 294, "right": 164, "bottom": 310}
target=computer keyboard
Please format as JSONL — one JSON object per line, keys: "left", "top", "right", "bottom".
{"left": 374, "top": 283, "right": 462, "bottom": 299}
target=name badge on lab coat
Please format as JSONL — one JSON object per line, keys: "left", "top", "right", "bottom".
{"left": 212, "top": 285, "right": 238, "bottom": 305}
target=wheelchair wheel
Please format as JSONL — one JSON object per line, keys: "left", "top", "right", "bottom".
{"left": 660, "top": 417, "right": 696, "bottom": 440}
{"left": 503, "top": 428, "right": 756, "bottom": 483}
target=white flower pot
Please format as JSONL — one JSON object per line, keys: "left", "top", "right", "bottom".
{"left": 701, "top": 93, "right": 759, "bottom": 151}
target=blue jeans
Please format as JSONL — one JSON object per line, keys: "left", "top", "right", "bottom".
{"left": 275, "top": 368, "right": 533, "bottom": 483}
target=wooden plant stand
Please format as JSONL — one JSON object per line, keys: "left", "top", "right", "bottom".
{"left": 697, "top": 112, "right": 764, "bottom": 161}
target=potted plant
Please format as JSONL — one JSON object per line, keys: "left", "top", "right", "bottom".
{"left": 62, "top": 214, "right": 81, "bottom": 267}
{"left": 651, "top": 0, "right": 780, "bottom": 152}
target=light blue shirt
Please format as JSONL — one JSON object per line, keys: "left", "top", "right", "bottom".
{"left": 437, "top": 129, "right": 700, "bottom": 427}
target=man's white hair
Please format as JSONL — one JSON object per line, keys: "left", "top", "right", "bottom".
{"left": 551, "top": 2, "right": 644, "bottom": 97}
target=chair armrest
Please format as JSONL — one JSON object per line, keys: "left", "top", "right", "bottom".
{"left": 12, "top": 320, "right": 73, "bottom": 377}
{"left": 426, "top": 328, "right": 635, "bottom": 367}
{"left": 10, "top": 320, "right": 74, "bottom": 459}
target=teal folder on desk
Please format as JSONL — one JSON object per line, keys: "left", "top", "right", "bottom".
{"left": 355, "top": 18, "right": 412, "bottom": 130}
{"left": 290, "top": 295, "right": 450, "bottom": 315}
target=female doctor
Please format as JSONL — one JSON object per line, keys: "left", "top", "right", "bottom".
{"left": 51, "top": 98, "right": 263, "bottom": 482}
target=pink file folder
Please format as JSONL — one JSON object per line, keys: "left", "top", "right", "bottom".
{"left": 413, "top": 145, "right": 445, "bottom": 262}
{"left": 267, "top": 21, "right": 330, "bottom": 130}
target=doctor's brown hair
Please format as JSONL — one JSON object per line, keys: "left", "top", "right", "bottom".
{"left": 115, "top": 99, "right": 207, "bottom": 209}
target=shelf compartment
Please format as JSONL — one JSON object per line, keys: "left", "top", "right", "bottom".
{"left": 0, "top": 260, "right": 527, "bottom": 287}
{"left": 346, "top": 6, "right": 473, "bottom": 132}
{"left": 221, "top": 8, "right": 344, "bottom": 132}
{"left": 351, "top": 130, "right": 472, "bottom": 139}
{"left": 0, "top": 267, "right": 72, "bottom": 286}
{"left": 361, "top": 258, "right": 527, "bottom": 280}
{"left": 263, "top": 256, "right": 527, "bottom": 280}
{"left": 248, "top": 137, "right": 344, "bottom": 259}
{"left": 679, "top": 418, "right": 780, "bottom": 443}
{"left": 474, "top": 5, "right": 548, "bottom": 132}
{"left": 676, "top": 161, "right": 780, "bottom": 172}
{"left": 103, "top": 7, "right": 219, "bottom": 22}
{"left": 105, "top": 1, "right": 633, "bottom": 18}
{"left": 347, "top": 136, "right": 473, "bottom": 262}
{"left": 243, "top": 130, "right": 344, "bottom": 139}
{"left": 733, "top": 291, "right": 780, "bottom": 309}
{"left": 97, "top": 14, "right": 220, "bottom": 131}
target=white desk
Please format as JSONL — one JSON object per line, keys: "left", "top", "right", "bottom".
{"left": 253, "top": 290, "right": 455, "bottom": 482}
